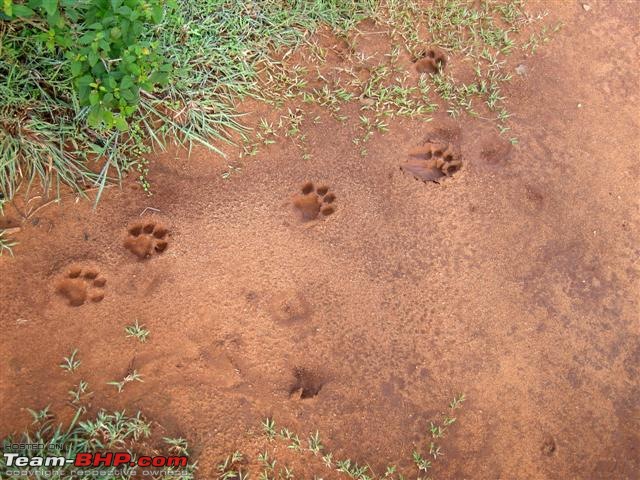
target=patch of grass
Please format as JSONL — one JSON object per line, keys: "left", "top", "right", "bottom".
{"left": 0, "top": 407, "right": 196, "bottom": 479}
{"left": 234, "top": 394, "right": 466, "bottom": 479}
{"left": 1, "top": 0, "right": 556, "bottom": 205}
{"left": 1, "top": 0, "right": 376, "bottom": 203}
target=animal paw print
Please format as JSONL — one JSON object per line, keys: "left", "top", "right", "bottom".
{"left": 414, "top": 48, "right": 447, "bottom": 74}
{"left": 401, "top": 141, "right": 462, "bottom": 183}
{"left": 56, "top": 267, "right": 106, "bottom": 307}
{"left": 124, "top": 222, "right": 169, "bottom": 259}
{"left": 292, "top": 182, "right": 336, "bottom": 222}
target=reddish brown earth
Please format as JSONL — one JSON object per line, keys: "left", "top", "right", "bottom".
{"left": 1, "top": 1, "right": 639, "bottom": 478}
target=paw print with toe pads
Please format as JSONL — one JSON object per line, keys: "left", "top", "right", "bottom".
{"left": 56, "top": 267, "right": 106, "bottom": 307}
{"left": 124, "top": 222, "right": 169, "bottom": 259}
{"left": 292, "top": 182, "right": 336, "bottom": 222}
{"left": 402, "top": 140, "right": 462, "bottom": 183}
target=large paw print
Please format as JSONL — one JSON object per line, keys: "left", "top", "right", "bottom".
{"left": 124, "top": 222, "right": 169, "bottom": 259}
{"left": 292, "top": 182, "right": 336, "bottom": 222}
{"left": 401, "top": 141, "right": 462, "bottom": 183}
{"left": 56, "top": 267, "right": 106, "bottom": 307}
{"left": 414, "top": 48, "right": 447, "bottom": 74}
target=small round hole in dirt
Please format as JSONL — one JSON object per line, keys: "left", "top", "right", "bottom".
{"left": 446, "top": 164, "right": 461, "bottom": 175}
{"left": 143, "top": 224, "right": 155, "bottom": 234}
{"left": 316, "top": 186, "right": 329, "bottom": 196}
{"left": 289, "top": 367, "right": 324, "bottom": 400}
{"left": 90, "top": 293, "right": 104, "bottom": 303}
{"left": 153, "top": 228, "right": 168, "bottom": 239}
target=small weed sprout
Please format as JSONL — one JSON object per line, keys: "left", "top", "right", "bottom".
{"left": 107, "top": 370, "right": 144, "bottom": 393}
{"left": 164, "top": 437, "right": 189, "bottom": 456}
{"left": 60, "top": 349, "right": 81, "bottom": 373}
{"left": 125, "top": 320, "right": 150, "bottom": 343}
{"left": 68, "top": 381, "right": 91, "bottom": 404}
{"left": 262, "top": 417, "right": 277, "bottom": 440}
{"left": 0, "top": 231, "right": 17, "bottom": 256}
{"left": 450, "top": 393, "right": 466, "bottom": 409}
{"left": 308, "top": 431, "right": 323, "bottom": 455}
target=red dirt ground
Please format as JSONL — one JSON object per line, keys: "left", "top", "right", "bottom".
{"left": 1, "top": 1, "right": 639, "bottom": 478}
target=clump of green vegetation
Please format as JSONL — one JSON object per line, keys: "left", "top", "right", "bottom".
{"left": 0, "top": 407, "right": 197, "bottom": 479}
{"left": 125, "top": 319, "right": 150, "bottom": 342}
{"left": 0, "top": 0, "right": 375, "bottom": 203}
{"left": 220, "top": 394, "right": 466, "bottom": 479}
{"left": 1, "top": 0, "right": 557, "bottom": 205}
{"left": 0, "top": 0, "right": 173, "bottom": 202}
{"left": 59, "top": 348, "right": 81, "bottom": 373}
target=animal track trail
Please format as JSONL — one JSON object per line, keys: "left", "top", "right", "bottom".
{"left": 292, "top": 182, "right": 336, "bottom": 222}
{"left": 56, "top": 267, "right": 107, "bottom": 307}
{"left": 401, "top": 140, "right": 462, "bottom": 183}
{"left": 124, "top": 222, "right": 169, "bottom": 259}
{"left": 414, "top": 48, "right": 447, "bottom": 74}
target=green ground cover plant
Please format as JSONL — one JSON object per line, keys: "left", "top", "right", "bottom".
{"left": 0, "top": 407, "right": 197, "bottom": 480}
{"left": 0, "top": 0, "right": 556, "bottom": 218}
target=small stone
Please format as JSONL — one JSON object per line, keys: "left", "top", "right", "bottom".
{"left": 582, "top": 3, "right": 591, "bottom": 11}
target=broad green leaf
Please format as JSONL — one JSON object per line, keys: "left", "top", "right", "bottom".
{"left": 42, "top": 0, "right": 58, "bottom": 17}
{"left": 113, "top": 115, "right": 128, "bottom": 131}
{"left": 88, "top": 51, "right": 100, "bottom": 67}
{"left": 13, "top": 5, "right": 35, "bottom": 17}
{"left": 89, "top": 91, "right": 100, "bottom": 106}
{"left": 70, "top": 61, "right": 84, "bottom": 77}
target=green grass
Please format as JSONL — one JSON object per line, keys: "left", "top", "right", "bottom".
{"left": 0, "top": 0, "right": 376, "bottom": 204}
{"left": 0, "top": 407, "right": 196, "bottom": 480}
{"left": 59, "top": 348, "right": 81, "bottom": 373}
{"left": 125, "top": 320, "right": 150, "bottom": 343}
{"left": 0, "top": 0, "right": 557, "bottom": 205}
{"left": 223, "top": 395, "right": 465, "bottom": 479}
{"left": 107, "top": 369, "right": 144, "bottom": 393}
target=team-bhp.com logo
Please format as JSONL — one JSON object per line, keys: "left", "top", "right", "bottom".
{"left": 4, "top": 451, "right": 188, "bottom": 468}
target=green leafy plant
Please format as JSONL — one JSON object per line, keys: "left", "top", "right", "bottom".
{"left": 1, "top": 0, "right": 174, "bottom": 130}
